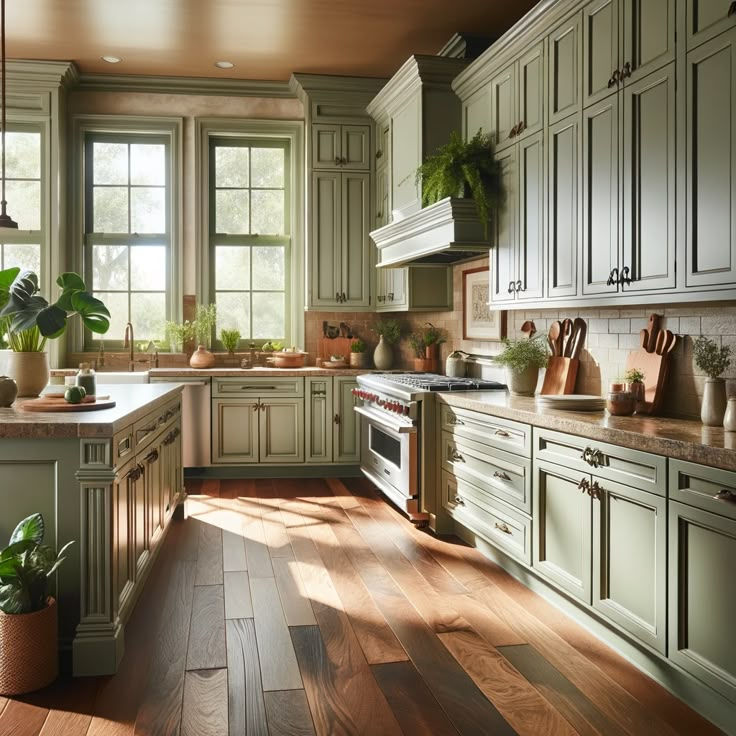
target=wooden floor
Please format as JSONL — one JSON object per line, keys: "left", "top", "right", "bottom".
{"left": 0, "top": 477, "right": 722, "bottom": 736}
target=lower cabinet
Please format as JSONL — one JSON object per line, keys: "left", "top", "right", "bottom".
{"left": 113, "top": 455, "right": 140, "bottom": 614}
{"left": 333, "top": 376, "right": 360, "bottom": 463}
{"left": 306, "top": 376, "right": 361, "bottom": 464}
{"left": 668, "top": 500, "right": 736, "bottom": 703}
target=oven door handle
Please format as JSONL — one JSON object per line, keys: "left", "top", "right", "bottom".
{"left": 354, "top": 405, "right": 417, "bottom": 434}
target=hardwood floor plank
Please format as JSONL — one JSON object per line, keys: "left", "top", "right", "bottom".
{"left": 498, "top": 644, "right": 626, "bottom": 736}
{"left": 440, "top": 630, "right": 579, "bottom": 736}
{"left": 0, "top": 700, "right": 48, "bottom": 736}
{"left": 24, "top": 674, "right": 98, "bottom": 736}
{"left": 223, "top": 530, "right": 248, "bottom": 571}
{"left": 195, "top": 521, "right": 223, "bottom": 585}
{"left": 371, "top": 661, "right": 460, "bottom": 736}
{"left": 186, "top": 584, "right": 227, "bottom": 671}
{"left": 272, "top": 557, "right": 317, "bottom": 626}
{"left": 226, "top": 619, "right": 268, "bottom": 736}
{"left": 250, "top": 577, "right": 303, "bottom": 691}
{"left": 263, "top": 690, "right": 316, "bottom": 736}
{"left": 220, "top": 478, "right": 257, "bottom": 500}
{"left": 224, "top": 570, "right": 254, "bottom": 619}
{"left": 181, "top": 669, "right": 228, "bottom": 736}
{"left": 262, "top": 507, "right": 295, "bottom": 558}
{"left": 244, "top": 517, "right": 275, "bottom": 578}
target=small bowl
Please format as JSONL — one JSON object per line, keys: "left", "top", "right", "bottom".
{"left": 271, "top": 352, "right": 307, "bottom": 368}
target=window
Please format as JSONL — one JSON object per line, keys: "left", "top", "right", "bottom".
{"left": 209, "top": 138, "right": 290, "bottom": 345}
{"left": 0, "top": 129, "right": 43, "bottom": 279}
{"left": 84, "top": 133, "right": 170, "bottom": 344}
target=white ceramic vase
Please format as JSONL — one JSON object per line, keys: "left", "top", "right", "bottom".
{"left": 701, "top": 378, "right": 727, "bottom": 427}
{"left": 7, "top": 352, "right": 49, "bottom": 397}
{"left": 506, "top": 365, "right": 539, "bottom": 397}
{"left": 724, "top": 397, "right": 736, "bottom": 432}
{"left": 373, "top": 336, "right": 393, "bottom": 371}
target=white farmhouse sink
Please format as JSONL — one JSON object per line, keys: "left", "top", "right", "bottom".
{"left": 94, "top": 371, "right": 150, "bottom": 384}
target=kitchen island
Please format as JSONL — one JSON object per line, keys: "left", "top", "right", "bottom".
{"left": 0, "top": 383, "right": 184, "bottom": 676}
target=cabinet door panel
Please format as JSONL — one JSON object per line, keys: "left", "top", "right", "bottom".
{"left": 686, "top": 31, "right": 736, "bottom": 288}
{"left": 464, "top": 83, "right": 492, "bottom": 140}
{"left": 490, "top": 146, "right": 517, "bottom": 303}
{"left": 310, "top": 172, "right": 341, "bottom": 306}
{"left": 375, "top": 164, "right": 389, "bottom": 228}
{"left": 392, "top": 94, "right": 422, "bottom": 216}
{"left": 686, "top": 0, "right": 736, "bottom": 51}
{"left": 622, "top": 64, "right": 676, "bottom": 291}
{"left": 490, "top": 63, "right": 518, "bottom": 151}
{"left": 623, "top": 0, "right": 675, "bottom": 82}
{"left": 341, "top": 172, "right": 371, "bottom": 307}
{"left": 312, "top": 124, "right": 341, "bottom": 169}
{"left": 341, "top": 125, "right": 371, "bottom": 170}
{"left": 305, "top": 378, "right": 333, "bottom": 464}
{"left": 583, "top": 0, "right": 620, "bottom": 107}
{"left": 593, "top": 479, "right": 666, "bottom": 653}
{"left": 517, "top": 132, "right": 545, "bottom": 299}
{"left": 261, "top": 399, "right": 304, "bottom": 464}
{"left": 114, "top": 460, "right": 136, "bottom": 613}
{"left": 518, "top": 42, "right": 545, "bottom": 139}
{"left": 549, "top": 13, "right": 582, "bottom": 123}
{"left": 547, "top": 114, "right": 581, "bottom": 298}
{"left": 212, "top": 399, "right": 259, "bottom": 464}
{"left": 583, "top": 95, "right": 620, "bottom": 295}
{"left": 534, "top": 460, "right": 592, "bottom": 603}
{"left": 334, "top": 377, "right": 360, "bottom": 463}
{"left": 669, "top": 501, "right": 736, "bottom": 702}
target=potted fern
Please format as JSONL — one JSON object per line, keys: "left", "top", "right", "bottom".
{"left": 0, "top": 513, "right": 73, "bottom": 695}
{"left": 494, "top": 335, "right": 549, "bottom": 396}
{"left": 349, "top": 338, "right": 369, "bottom": 369}
{"left": 415, "top": 129, "right": 502, "bottom": 235}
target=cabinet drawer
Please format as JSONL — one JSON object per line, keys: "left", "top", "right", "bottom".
{"left": 534, "top": 428, "right": 666, "bottom": 496}
{"left": 442, "top": 471, "right": 531, "bottom": 565}
{"left": 442, "top": 432, "right": 531, "bottom": 514}
{"left": 670, "top": 459, "right": 736, "bottom": 521}
{"left": 212, "top": 377, "right": 304, "bottom": 398}
{"left": 113, "top": 427, "right": 134, "bottom": 467}
{"left": 440, "top": 404, "right": 531, "bottom": 457}
{"left": 133, "top": 399, "right": 181, "bottom": 453}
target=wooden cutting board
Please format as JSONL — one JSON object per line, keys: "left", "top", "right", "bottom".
{"left": 318, "top": 337, "right": 354, "bottom": 361}
{"left": 624, "top": 350, "right": 665, "bottom": 414}
{"left": 21, "top": 397, "right": 117, "bottom": 412}
{"left": 540, "top": 357, "right": 579, "bottom": 395}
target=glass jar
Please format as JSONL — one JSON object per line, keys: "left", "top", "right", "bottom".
{"left": 76, "top": 362, "right": 96, "bottom": 397}
{"left": 606, "top": 382, "right": 635, "bottom": 416}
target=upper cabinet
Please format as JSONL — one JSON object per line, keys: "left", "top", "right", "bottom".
{"left": 686, "top": 0, "right": 736, "bottom": 51}
{"left": 312, "top": 124, "right": 371, "bottom": 170}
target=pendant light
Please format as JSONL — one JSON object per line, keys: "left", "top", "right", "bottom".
{"left": 0, "top": 0, "right": 17, "bottom": 229}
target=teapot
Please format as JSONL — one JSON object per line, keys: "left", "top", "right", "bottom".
{"left": 0, "top": 375, "right": 18, "bottom": 407}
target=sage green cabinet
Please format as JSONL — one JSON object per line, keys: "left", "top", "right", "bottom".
{"left": 686, "top": 29, "right": 736, "bottom": 288}
{"left": 686, "top": 0, "right": 736, "bottom": 51}
{"left": 312, "top": 123, "right": 370, "bottom": 170}
{"left": 375, "top": 265, "right": 453, "bottom": 312}
{"left": 333, "top": 376, "right": 360, "bottom": 464}
{"left": 669, "top": 500, "right": 736, "bottom": 703}
{"left": 113, "top": 456, "right": 139, "bottom": 614}
{"left": 391, "top": 93, "right": 423, "bottom": 216}
{"left": 212, "top": 398, "right": 259, "bottom": 464}
{"left": 309, "top": 171, "right": 371, "bottom": 308}
{"left": 583, "top": 0, "right": 619, "bottom": 107}
{"left": 464, "top": 83, "right": 492, "bottom": 140}
{"left": 260, "top": 399, "right": 305, "bottom": 464}
{"left": 305, "top": 378, "right": 333, "bottom": 464}
{"left": 490, "top": 146, "right": 517, "bottom": 302}
{"left": 305, "top": 376, "right": 360, "bottom": 464}
{"left": 549, "top": 14, "right": 583, "bottom": 124}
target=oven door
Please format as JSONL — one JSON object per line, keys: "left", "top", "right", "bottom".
{"left": 354, "top": 405, "right": 418, "bottom": 505}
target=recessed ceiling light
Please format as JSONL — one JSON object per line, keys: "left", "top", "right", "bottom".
{"left": 215, "top": 61, "right": 234, "bottom": 69}
{"left": 101, "top": 55, "right": 121, "bottom": 64}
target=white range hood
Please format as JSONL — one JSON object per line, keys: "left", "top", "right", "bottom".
{"left": 370, "top": 197, "right": 491, "bottom": 268}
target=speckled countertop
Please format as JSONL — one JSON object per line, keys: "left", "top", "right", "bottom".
{"left": 0, "top": 383, "right": 183, "bottom": 439}
{"left": 438, "top": 392, "right": 736, "bottom": 472}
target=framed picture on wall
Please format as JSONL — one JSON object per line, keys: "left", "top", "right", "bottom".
{"left": 462, "top": 266, "right": 506, "bottom": 341}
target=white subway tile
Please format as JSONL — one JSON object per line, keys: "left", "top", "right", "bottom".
{"left": 608, "top": 318, "right": 631, "bottom": 333}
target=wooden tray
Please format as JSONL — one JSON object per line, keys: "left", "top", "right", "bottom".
{"left": 322, "top": 360, "right": 348, "bottom": 369}
{"left": 21, "top": 396, "right": 117, "bottom": 412}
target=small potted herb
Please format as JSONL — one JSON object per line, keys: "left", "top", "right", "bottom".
{"left": 372, "top": 318, "right": 401, "bottom": 371}
{"left": 220, "top": 328, "right": 241, "bottom": 366}
{"left": 349, "top": 338, "right": 369, "bottom": 369}
{"left": 622, "top": 368, "right": 646, "bottom": 410}
{"left": 408, "top": 332, "right": 433, "bottom": 372}
{"left": 0, "top": 513, "right": 73, "bottom": 695}
{"left": 693, "top": 336, "right": 732, "bottom": 426}
{"left": 494, "top": 335, "right": 549, "bottom": 396}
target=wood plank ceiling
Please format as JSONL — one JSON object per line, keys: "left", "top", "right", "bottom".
{"left": 9, "top": 0, "right": 538, "bottom": 80}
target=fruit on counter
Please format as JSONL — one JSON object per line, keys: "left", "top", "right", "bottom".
{"left": 261, "top": 341, "right": 284, "bottom": 352}
{"left": 64, "top": 386, "right": 87, "bottom": 404}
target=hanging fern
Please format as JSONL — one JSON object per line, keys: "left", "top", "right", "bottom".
{"left": 415, "top": 129, "right": 502, "bottom": 235}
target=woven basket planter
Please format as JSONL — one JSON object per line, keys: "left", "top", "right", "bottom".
{"left": 0, "top": 597, "right": 58, "bottom": 695}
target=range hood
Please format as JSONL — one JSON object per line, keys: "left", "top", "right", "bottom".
{"left": 370, "top": 197, "right": 491, "bottom": 268}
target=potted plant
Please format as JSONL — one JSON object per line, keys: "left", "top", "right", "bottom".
{"left": 349, "top": 338, "right": 369, "bottom": 369}
{"left": 372, "top": 318, "right": 401, "bottom": 370}
{"left": 0, "top": 513, "right": 73, "bottom": 695}
{"left": 693, "top": 336, "right": 732, "bottom": 426}
{"left": 408, "top": 332, "right": 433, "bottom": 372}
{"left": 622, "top": 368, "right": 646, "bottom": 411}
{"left": 415, "top": 129, "right": 502, "bottom": 235}
{"left": 220, "top": 328, "right": 241, "bottom": 366}
{"left": 0, "top": 268, "right": 110, "bottom": 397}
{"left": 419, "top": 322, "right": 445, "bottom": 372}
{"left": 165, "top": 319, "right": 196, "bottom": 354}
{"left": 494, "top": 335, "right": 549, "bottom": 396}
{"left": 194, "top": 303, "right": 217, "bottom": 349}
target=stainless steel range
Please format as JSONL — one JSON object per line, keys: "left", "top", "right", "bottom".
{"left": 353, "top": 373, "right": 506, "bottom": 525}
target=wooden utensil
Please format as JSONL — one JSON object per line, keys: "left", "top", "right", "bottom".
{"left": 20, "top": 397, "right": 116, "bottom": 412}
{"left": 548, "top": 322, "right": 561, "bottom": 357}
{"left": 640, "top": 329, "right": 648, "bottom": 349}
{"left": 569, "top": 318, "right": 587, "bottom": 360}
{"left": 540, "top": 356, "right": 578, "bottom": 395}
{"left": 646, "top": 313, "right": 661, "bottom": 353}
{"left": 561, "top": 319, "right": 573, "bottom": 357}
{"left": 656, "top": 330, "right": 677, "bottom": 355}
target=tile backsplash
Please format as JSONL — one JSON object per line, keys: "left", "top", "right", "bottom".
{"left": 305, "top": 256, "right": 736, "bottom": 418}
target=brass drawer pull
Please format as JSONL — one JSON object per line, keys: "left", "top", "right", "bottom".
{"left": 578, "top": 478, "right": 590, "bottom": 493}
{"left": 590, "top": 480, "right": 603, "bottom": 500}
{"left": 582, "top": 447, "right": 605, "bottom": 468}
{"left": 494, "top": 522, "right": 512, "bottom": 534}
{"left": 125, "top": 466, "right": 142, "bottom": 482}
{"left": 494, "top": 429, "right": 510, "bottom": 438}
{"left": 449, "top": 448, "right": 464, "bottom": 462}
{"left": 714, "top": 490, "right": 736, "bottom": 504}
{"left": 144, "top": 449, "right": 159, "bottom": 464}
{"left": 493, "top": 471, "right": 511, "bottom": 481}
{"left": 447, "top": 414, "right": 463, "bottom": 426}
{"left": 454, "top": 495, "right": 465, "bottom": 506}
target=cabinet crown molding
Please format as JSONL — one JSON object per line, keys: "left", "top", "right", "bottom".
{"left": 6, "top": 59, "right": 79, "bottom": 92}
{"left": 290, "top": 72, "right": 387, "bottom": 107}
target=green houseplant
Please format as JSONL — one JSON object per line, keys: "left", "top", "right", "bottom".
{"left": 408, "top": 323, "right": 445, "bottom": 371}
{"left": 494, "top": 335, "right": 549, "bottom": 396}
{"left": 693, "top": 336, "right": 732, "bottom": 426}
{"left": 622, "top": 367, "right": 646, "bottom": 411}
{"left": 415, "top": 129, "right": 502, "bottom": 235}
{"left": 372, "top": 318, "right": 401, "bottom": 371}
{"left": 0, "top": 268, "right": 111, "bottom": 397}
{"left": 220, "top": 327, "right": 241, "bottom": 366}
{"left": 0, "top": 513, "right": 73, "bottom": 695}
{"left": 349, "top": 338, "right": 369, "bottom": 369}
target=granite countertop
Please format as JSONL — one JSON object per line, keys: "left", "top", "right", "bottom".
{"left": 0, "top": 383, "right": 184, "bottom": 439}
{"left": 438, "top": 392, "right": 736, "bottom": 472}
{"left": 148, "top": 367, "right": 371, "bottom": 377}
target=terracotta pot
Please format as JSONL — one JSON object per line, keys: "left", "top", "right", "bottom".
{"left": 0, "top": 598, "right": 58, "bottom": 695}
{"left": 702, "top": 378, "right": 727, "bottom": 427}
{"left": 7, "top": 352, "right": 49, "bottom": 397}
{"left": 373, "top": 336, "right": 393, "bottom": 371}
{"left": 505, "top": 365, "right": 539, "bottom": 396}
{"left": 349, "top": 352, "right": 369, "bottom": 369}
{"left": 271, "top": 352, "right": 307, "bottom": 368}
{"left": 189, "top": 345, "right": 215, "bottom": 369}
{"left": 414, "top": 358, "right": 433, "bottom": 372}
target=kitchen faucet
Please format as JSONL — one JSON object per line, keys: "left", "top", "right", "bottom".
{"left": 124, "top": 322, "right": 135, "bottom": 371}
